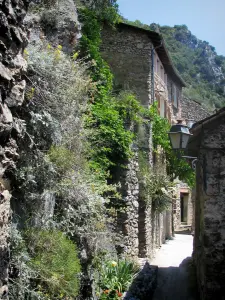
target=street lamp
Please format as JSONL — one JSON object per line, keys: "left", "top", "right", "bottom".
{"left": 168, "top": 120, "right": 192, "bottom": 150}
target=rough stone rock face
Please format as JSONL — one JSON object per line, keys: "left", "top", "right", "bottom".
{"left": 0, "top": 0, "right": 29, "bottom": 298}
{"left": 25, "top": 0, "right": 80, "bottom": 53}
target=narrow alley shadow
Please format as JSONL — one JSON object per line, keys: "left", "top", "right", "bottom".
{"left": 124, "top": 261, "right": 158, "bottom": 300}
{"left": 175, "top": 229, "right": 192, "bottom": 235}
{"left": 152, "top": 257, "right": 198, "bottom": 300}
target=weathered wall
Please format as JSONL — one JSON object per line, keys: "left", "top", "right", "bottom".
{"left": 167, "top": 75, "right": 182, "bottom": 122}
{"left": 100, "top": 24, "right": 153, "bottom": 107}
{"left": 194, "top": 120, "right": 225, "bottom": 299}
{"left": 181, "top": 97, "right": 210, "bottom": 123}
{"left": 101, "top": 24, "right": 174, "bottom": 260}
{"left": 116, "top": 154, "right": 140, "bottom": 258}
{"left": 25, "top": 0, "right": 80, "bottom": 53}
{"left": 0, "top": 0, "right": 29, "bottom": 298}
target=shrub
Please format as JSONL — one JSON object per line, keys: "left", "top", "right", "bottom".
{"left": 27, "top": 42, "right": 92, "bottom": 130}
{"left": 149, "top": 102, "right": 195, "bottom": 187}
{"left": 26, "top": 229, "right": 81, "bottom": 299}
{"left": 40, "top": 9, "right": 58, "bottom": 31}
{"left": 47, "top": 146, "right": 75, "bottom": 174}
{"left": 9, "top": 225, "right": 40, "bottom": 300}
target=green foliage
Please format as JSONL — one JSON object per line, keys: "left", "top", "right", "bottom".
{"left": 26, "top": 230, "right": 81, "bottom": 299}
{"left": 97, "top": 260, "right": 139, "bottom": 299}
{"left": 138, "top": 150, "right": 174, "bottom": 212}
{"left": 14, "top": 40, "right": 118, "bottom": 299}
{"left": 79, "top": 8, "right": 148, "bottom": 176}
{"left": 77, "top": 0, "right": 120, "bottom": 24}
{"left": 9, "top": 225, "right": 41, "bottom": 300}
{"left": 122, "top": 18, "right": 153, "bottom": 31}
{"left": 144, "top": 171, "right": 174, "bottom": 213}
{"left": 47, "top": 146, "right": 75, "bottom": 174}
{"left": 158, "top": 25, "right": 225, "bottom": 110}
{"left": 150, "top": 103, "right": 195, "bottom": 187}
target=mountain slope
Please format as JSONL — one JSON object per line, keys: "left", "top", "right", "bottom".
{"left": 123, "top": 19, "right": 225, "bottom": 110}
{"left": 155, "top": 24, "right": 225, "bottom": 110}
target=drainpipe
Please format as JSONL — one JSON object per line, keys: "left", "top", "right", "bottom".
{"left": 151, "top": 46, "right": 155, "bottom": 106}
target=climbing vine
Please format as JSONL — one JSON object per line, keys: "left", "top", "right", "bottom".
{"left": 150, "top": 102, "right": 195, "bottom": 187}
{"left": 78, "top": 7, "right": 147, "bottom": 178}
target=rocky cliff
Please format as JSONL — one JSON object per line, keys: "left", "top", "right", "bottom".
{"left": 0, "top": 0, "right": 29, "bottom": 298}
{"left": 154, "top": 24, "right": 225, "bottom": 110}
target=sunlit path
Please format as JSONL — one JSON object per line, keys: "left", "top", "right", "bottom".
{"left": 152, "top": 234, "right": 197, "bottom": 300}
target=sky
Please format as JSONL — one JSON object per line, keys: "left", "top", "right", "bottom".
{"left": 117, "top": 0, "right": 225, "bottom": 56}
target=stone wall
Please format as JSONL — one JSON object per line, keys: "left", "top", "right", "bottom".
{"left": 101, "top": 24, "right": 175, "bottom": 260}
{"left": 100, "top": 23, "right": 153, "bottom": 107}
{"left": 116, "top": 154, "right": 140, "bottom": 257}
{"left": 194, "top": 119, "right": 225, "bottom": 299}
{"left": 167, "top": 75, "right": 182, "bottom": 122}
{"left": 181, "top": 97, "right": 210, "bottom": 123}
{"left": 0, "top": 0, "right": 29, "bottom": 298}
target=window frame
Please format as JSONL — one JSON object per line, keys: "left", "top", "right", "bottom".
{"left": 173, "top": 84, "right": 178, "bottom": 108}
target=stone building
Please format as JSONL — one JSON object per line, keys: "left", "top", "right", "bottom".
{"left": 188, "top": 107, "right": 225, "bottom": 299}
{"left": 175, "top": 97, "right": 211, "bottom": 233}
{"left": 101, "top": 22, "right": 187, "bottom": 258}
{"left": 181, "top": 97, "right": 211, "bottom": 123}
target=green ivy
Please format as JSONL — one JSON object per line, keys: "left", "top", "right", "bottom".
{"left": 79, "top": 7, "right": 148, "bottom": 178}
{"left": 150, "top": 102, "right": 195, "bottom": 187}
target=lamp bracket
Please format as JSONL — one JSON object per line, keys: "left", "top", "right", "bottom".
{"left": 182, "top": 156, "right": 198, "bottom": 170}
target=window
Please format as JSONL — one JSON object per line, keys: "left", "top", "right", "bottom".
{"left": 173, "top": 84, "right": 178, "bottom": 108}
{"left": 154, "top": 53, "right": 157, "bottom": 73}
{"left": 168, "top": 82, "right": 172, "bottom": 102}
{"left": 164, "top": 73, "right": 167, "bottom": 85}
{"left": 160, "top": 97, "right": 165, "bottom": 117}
{"left": 160, "top": 65, "right": 164, "bottom": 79}
{"left": 157, "top": 60, "right": 160, "bottom": 76}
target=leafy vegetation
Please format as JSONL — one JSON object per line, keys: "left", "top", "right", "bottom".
{"left": 159, "top": 25, "right": 225, "bottom": 110}
{"left": 139, "top": 151, "right": 174, "bottom": 213}
{"left": 27, "top": 230, "right": 81, "bottom": 299}
{"left": 96, "top": 260, "right": 139, "bottom": 299}
{"left": 10, "top": 39, "right": 118, "bottom": 299}
{"left": 78, "top": 8, "right": 149, "bottom": 177}
{"left": 9, "top": 228, "right": 81, "bottom": 300}
{"left": 150, "top": 103, "right": 195, "bottom": 187}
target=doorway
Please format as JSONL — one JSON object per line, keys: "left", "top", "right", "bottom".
{"left": 180, "top": 193, "right": 188, "bottom": 223}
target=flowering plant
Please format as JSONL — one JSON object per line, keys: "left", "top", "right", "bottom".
{"left": 97, "top": 260, "right": 139, "bottom": 299}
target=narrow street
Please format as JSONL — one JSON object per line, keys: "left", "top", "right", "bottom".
{"left": 152, "top": 234, "right": 198, "bottom": 300}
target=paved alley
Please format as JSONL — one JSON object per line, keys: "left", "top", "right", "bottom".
{"left": 151, "top": 234, "right": 198, "bottom": 300}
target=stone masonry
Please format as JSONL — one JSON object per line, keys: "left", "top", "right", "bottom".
{"left": 181, "top": 96, "right": 210, "bottom": 123}
{"left": 188, "top": 109, "right": 225, "bottom": 299}
{"left": 101, "top": 22, "right": 185, "bottom": 260}
{"left": 101, "top": 23, "right": 153, "bottom": 107}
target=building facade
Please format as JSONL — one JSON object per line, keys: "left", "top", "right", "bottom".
{"left": 188, "top": 108, "right": 225, "bottom": 299}
{"left": 101, "top": 22, "right": 188, "bottom": 258}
